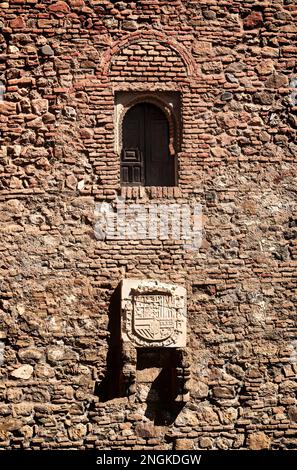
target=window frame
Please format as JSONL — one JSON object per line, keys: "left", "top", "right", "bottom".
{"left": 114, "top": 92, "right": 181, "bottom": 188}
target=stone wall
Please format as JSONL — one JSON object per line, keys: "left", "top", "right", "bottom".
{"left": 0, "top": 0, "right": 296, "bottom": 450}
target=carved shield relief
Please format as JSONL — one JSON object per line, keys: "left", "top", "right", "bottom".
{"left": 133, "top": 294, "right": 174, "bottom": 342}
{"left": 122, "top": 280, "right": 187, "bottom": 348}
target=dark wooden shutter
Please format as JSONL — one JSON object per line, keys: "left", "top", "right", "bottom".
{"left": 121, "top": 102, "right": 175, "bottom": 187}
{"left": 121, "top": 104, "right": 145, "bottom": 186}
{"left": 145, "top": 104, "right": 174, "bottom": 187}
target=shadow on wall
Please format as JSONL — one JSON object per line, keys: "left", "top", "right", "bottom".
{"left": 95, "top": 284, "right": 122, "bottom": 401}
{"left": 137, "top": 350, "right": 185, "bottom": 425}
{"left": 145, "top": 386, "right": 184, "bottom": 426}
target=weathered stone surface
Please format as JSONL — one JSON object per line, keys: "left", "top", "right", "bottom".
{"left": 68, "top": 424, "right": 87, "bottom": 440}
{"left": 18, "top": 348, "right": 43, "bottom": 363}
{"left": 256, "top": 60, "right": 275, "bottom": 75}
{"left": 10, "top": 16, "right": 26, "bottom": 30}
{"left": 11, "top": 365, "right": 34, "bottom": 380}
{"left": 201, "top": 61, "right": 223, "bottom": 74}
{"left": 265, "top": 73, "right": 289, "bottom": 89}
{"left": 0, "top": 418, "right": 24, "bottom": 432}
{"left": 213, "top": 386, "right": 235, "bottom": 399}
{"left": 32, "top": 99, "right": 48, "bottom": 115}
{"left": 192, "top": 381, "right": 209, "bottom": 398}
{"left": 65, "top": 174, "right": 78, "bottom": 190}
{"left": 225, "top": 73, "right": 238, "bottom": 84}
{"left": 135, "top": 423, "right": 159, "bottom": 439}
{"left": 42, "top": 112, "right": 56, "bottom": 123}
{"left": 288, "top": 406, "right": 297, "bottom": 422}
{"left": 46, "top": 346, "right": 66, "bottom": 363}
{"left": 48, "top": 1, "right": 70, "bottom": 14}
{"left": 243, "top": 11, "right": 263, "bottom": 29}
{"left": 192, "top": 41, "right": 213, "bottom": 57}
{"left": 19, "top": 425, "right": 33, "bottom": 439}
{"left": 0, "top": 102, "right": 16, "bottom": 115}
{"left": 221, "top": 92, "right": 233, "bottom": 101}
{"left": 69, "top": 0, "right": 85, "bottom": 8}
{"left": 41, "top": 45, "right": 54, "bottom": 56}
{"left": 248, "top": 432, "right": 270, "bottom": 450}
{"left": 175, "top": 409, "right": 199, "bottom": 427}
{"left": 6, "top": 388, "right": 23, "bottom": 403}
{"left": 122, "top": 20, "right": 138, "bottom": 31}
{"left": 175, "top": 439, "right": 193, "bottom": 450}
{"left": 254, "top": 91, "right": 275, "bottom": 105}
{"left": 199, "top": 437, "right": 213, "bottom": 449}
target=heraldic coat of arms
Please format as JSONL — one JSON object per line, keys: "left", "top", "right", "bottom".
{"left": 122, "top": 280, "right": 187, "bottom": 348}
{"left": 133, "top": 294, "right": 174, "bottom": 342}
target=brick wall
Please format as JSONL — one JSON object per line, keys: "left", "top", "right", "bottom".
{"left": 0, "top": 0, "right": 296, "bottom": 450}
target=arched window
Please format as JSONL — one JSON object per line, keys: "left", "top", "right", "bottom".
{"left": 121, "top": 102, "right": 175, "bottom": 187}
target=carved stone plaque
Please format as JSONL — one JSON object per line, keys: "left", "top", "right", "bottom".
{"left": 121, "top": 279, "right": 187, "bottom": 348}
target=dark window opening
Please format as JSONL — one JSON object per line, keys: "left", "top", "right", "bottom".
{"left": 121, "top": 102, "right": 175, "bottom": 187}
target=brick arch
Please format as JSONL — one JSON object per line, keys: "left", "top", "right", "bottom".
{"left": 101, "top": 30, "right": 196, "bottom": 79}
{"left": 115, "top": 93, "right": 181, "bottom": 158}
